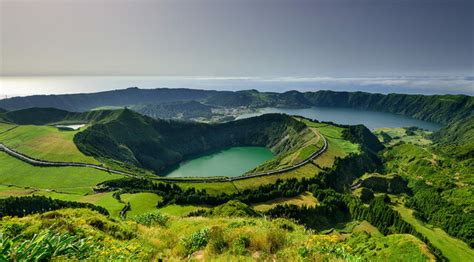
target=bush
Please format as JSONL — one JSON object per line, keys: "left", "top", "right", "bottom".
{"left": 183, "top": 228, "right": 209, "bottom": 255}
{"left": 231, "top": 235, "right": 251, "bottom": 255}
{"left": 208, "top": 227, "right": 227, "bottom": 254}
{"left": 132, "top": 211, "right": 168, "bottom": 227}
{"left": 266, "top": 228, "right": 286, "bottom": 254}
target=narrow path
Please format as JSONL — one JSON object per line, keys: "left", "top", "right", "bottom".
{"left": 0, "top": 133, "right": 327, "bottom": 183}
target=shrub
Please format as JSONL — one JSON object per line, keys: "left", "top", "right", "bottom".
{"left": 266, "top": 228, "right": 286, "bottom": 253}
{"left": 231, "top": 235, "right": 251, "bottom": 255}
{"left": 272, "top": 218, "right": 295, "bottom": 232}
{"left": 183, "top": 228, "right": 209, "bottom": 255}
{"left": 208, "top": 227, "right": 227, "bottom": 254}
{"left": 132, "top": 211, "right": 168, "bottom": 227}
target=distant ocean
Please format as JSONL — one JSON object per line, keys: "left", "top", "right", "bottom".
{"left": 0, "top": 76, "right": 472, "bottom": 98}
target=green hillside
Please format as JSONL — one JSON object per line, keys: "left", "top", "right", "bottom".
{"left": 0, "top": 208, "right": 434, "bottom": 261}
{"left": 74, "top": 110, "right": 317, "bottom": 174}
{"left": 0, "top": 105, "right": 471, "bottom": 261}
{"left": 431, "top": 115, "right": 474, "bottom": 159}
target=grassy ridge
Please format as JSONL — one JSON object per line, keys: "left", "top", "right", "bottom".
{"left": 74, "top": 110, "right": 315, "bottom": 174}
{"left": 0, "top": 123, "right": 99, "bottom": 164}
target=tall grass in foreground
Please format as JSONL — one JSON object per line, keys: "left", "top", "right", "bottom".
{"left": 0, "top": 231, "right": 94, "bottom": 261}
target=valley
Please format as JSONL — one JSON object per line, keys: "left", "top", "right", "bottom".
{"left": 0, "top": 89, "right": 472, "bottom": 261}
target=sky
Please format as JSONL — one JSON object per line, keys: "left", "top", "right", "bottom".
{"left": 0, "top": 0, "right": 473, "bottom": 96}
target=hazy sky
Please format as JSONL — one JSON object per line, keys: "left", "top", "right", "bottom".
{"left": 1, "top": 0, "right": 473, "bottom": 77}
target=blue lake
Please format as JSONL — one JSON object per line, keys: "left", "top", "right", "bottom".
{"left": 237, "top": 107, "right": 442, "bottom": 131}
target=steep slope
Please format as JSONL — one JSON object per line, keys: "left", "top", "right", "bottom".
{"left": 74, "top": 109, "right": 312, "bottom": 174}
{"left": 431, "top": 115, "right": 474, "bottom": 159}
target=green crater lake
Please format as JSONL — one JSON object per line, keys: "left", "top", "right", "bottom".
{"left": 164, "top": 147, "right": 273, "bottom": 178}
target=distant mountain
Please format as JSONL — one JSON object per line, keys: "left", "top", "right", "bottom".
{"left": 131, "top": 100, "right": 214, "bottom": 120}
{"left": 0, "top": 87, "right": 217, "bottom": 112}
{"left": 0, "top": 107, "right": 122, "bottom": 125}
{"left": 1, "top": 87, "right": 472, "bottom": 124}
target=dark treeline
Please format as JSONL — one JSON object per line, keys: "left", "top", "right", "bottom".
{"left": 100, "top": 177, "right": 322, "bottom": 207}
{"left": 407, "top": 181, "right": 474, "bottom": 247}
{"left": 0, "top": 196, "right": 109, "bottom": 218}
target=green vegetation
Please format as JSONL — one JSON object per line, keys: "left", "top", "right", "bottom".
{"left": 132, "top": 210, "right": 169, "bottom": 226}
{"left": 432, "top": 115, "right": 474, "bottom": 159}
{"left": 374, "top": 127, "right": 433, "bottom": 146}
{"left": 75, "top": 110, "right": 316, "bottom": 174}
{"left": 192, "top": 200, "right": 259, "bottom": 217}
{"left": 0, "top": 208, "right": 434, "bottom": 260}
{"left": 0, "top": 103, "right": 471, "bottom": 260}
{"left": 0, "top": 123, "right": 99, "bottom": 164}
{"left": 0, "top": 195, "right": 108, "bottom": 217}
{"left": 121, "top": 192, "right": 162, "bottom": 218}
{"left": 252, "top": 191, "right": 318, "bottom": 212}
{"left": 158, "top": 204, "right": 210, "bottom": 217}
{"left": 395, "top": 204, "right": 474, "bottom": 261}
{"left": 0, "top": 107, "right": 123, "bottom": 125}
{"left": 0, "top": 152, "right": 120, "bottom": 194}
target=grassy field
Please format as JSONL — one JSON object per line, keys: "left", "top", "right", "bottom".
{"left": 121, "top": 192, "right": 162, "bottom": 218}
{"left": 233, "top": 164, "right": 322, "bottom": 191}
{"left": 158, "top": 204, "right": 210, "bottom": 217}
{"left": 395, "top": 204, "right": 474, "bottom": 261}
{"left": 0, "top": 123, "right": 99, "bottom": 164}
{"left": 303, "top": 120, "right": 360, "bottom": 167}
{"left": 252, "top": 191, "right": 318, "bottom": 212}
{"left": 0, "top": 152, "right": 121, "bottom": 194}
{"left": 374, "top": 127, "right": 432, "bottom": 146}
{"left": 0, "top": 184, "right": 37, "bottom": 198}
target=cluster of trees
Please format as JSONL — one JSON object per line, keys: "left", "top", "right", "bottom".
{"left": 0, "top": 196, "right": 109, "bottom": 217}
{"left": 406, "top": 181, "right": 474, "bottom": 247}
{"left": 265, "top": 188, "right": 352, "bottom": 230}
{"left": 101, "top": 177, "right": 324, "bottom": 208}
